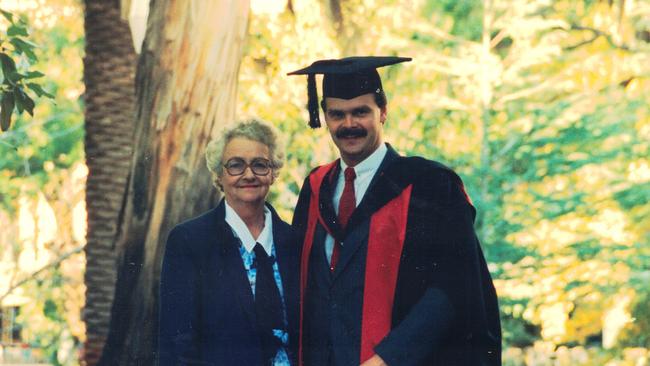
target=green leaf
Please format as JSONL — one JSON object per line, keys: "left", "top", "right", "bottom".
{"left": 9, "top": 38, "right": 38, "bottom": 61}
{"left": 14, "top": 87, "right": 24, "bottom": 113}
{"left": 24, "top": 71, "right": 44, "bottom": 79}
{"left": 14, "top": 88, "right": 34, "bottom": 115}
{"left": 7, "top": 24, "right": 29, "bottom": 37}
{"left": 17, "top": 14, "right": 29, "bottom": 27}
{"left": 11, "top": 37, "right": 39, "bottom": 49}
{"left": 6, "top": 71, "right": 23, "bottom": 84}
{"left": 21, "top": 91, "right": 34, "bottom": 115}
{"left": 1, "top": 91, "right": 15, "bottom": 131}
{"left": 43, "top": 299, "right": 61, "bottom": 321}
{"left": 0, "top": 9, "right": 13, "bottom": 22}
{"left": 0, "top": 53, "right": 17, "bottom": 79}
{"left": 27, "top": 82, "right": 54, "bottom": 98}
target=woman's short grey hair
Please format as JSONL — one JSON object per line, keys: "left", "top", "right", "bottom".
{"left": 205, "top": 118, "right": 285, "bottom": 183}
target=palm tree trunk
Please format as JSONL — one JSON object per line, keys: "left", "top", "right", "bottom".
{"left": 82, "top": 1, "right": 137, "bottom": 365}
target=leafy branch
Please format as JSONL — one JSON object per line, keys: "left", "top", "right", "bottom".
{"left": 0, "top": 244, "right": 84, "bottom": 303}
{"left": 0, "top": 9, "right": 53, "bottom": 132}
{"left": 561, "top": 23, "right": 633, "bottom": 52}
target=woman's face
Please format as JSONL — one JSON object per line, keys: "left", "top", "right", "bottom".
{"left": 218, "top": 137, "right": 274, "bottom": 207}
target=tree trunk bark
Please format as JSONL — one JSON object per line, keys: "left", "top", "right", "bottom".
{"left": 97, "top": 1, "right": 250, "bottom": 364}
{"left": 82, "top": 1, "right": 137, "bottom": 365}
{"left": 322, "top": 0, "right": 361, "bottom": 55}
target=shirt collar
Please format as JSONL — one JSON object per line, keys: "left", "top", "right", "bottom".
{"left": 224, "top": 200, "right": 273, "bottom": 255}
{"left": 339, "top": 142, "right": 387, "bottom": 176}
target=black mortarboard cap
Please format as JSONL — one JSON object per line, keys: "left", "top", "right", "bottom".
{"left": 288, "top": 56, "right": 412, "bottom": 128}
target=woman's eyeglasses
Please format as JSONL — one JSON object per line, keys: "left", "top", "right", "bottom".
{"left": 223, "top": 158, "right": 272, "bottom": 176}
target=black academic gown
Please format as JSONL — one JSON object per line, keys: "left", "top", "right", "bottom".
{"left": 293, "top": 144, "right": 501, "bottom": 366}
{"left": 158, "top": 200, "right": 300, "bottom": 366}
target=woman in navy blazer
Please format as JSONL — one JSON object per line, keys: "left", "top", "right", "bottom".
{"left": 158, "top": 119, "right": 299, "bottom": 366}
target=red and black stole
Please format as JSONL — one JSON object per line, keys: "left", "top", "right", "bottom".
{"left": 298, "top": 161, "right": 413, "bottom": 364}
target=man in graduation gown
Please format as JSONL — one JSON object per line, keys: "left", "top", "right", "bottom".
{"left": 289, "top": 56, "right": 501, "bottom": 366}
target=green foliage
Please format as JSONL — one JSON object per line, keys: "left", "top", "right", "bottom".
{"left": 0, "top": 1, "right": 84, "bottom": 365}
{"left": 0, "top": 9, "right": 53, "bottom": 132}
{"left": 18, "top": 264, "right": 80, "bottom": 366}
{"left": 619, "top": 277, "right": 650, "bottom": 348}
{"left": 0, "top": 2, "right": 84, "bottom": 212}
{"left": 423, "top": 0, "right": 483, "bottom": 41}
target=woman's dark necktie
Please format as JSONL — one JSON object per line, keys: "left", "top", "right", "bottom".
{"left": 254, "top": 243, "right": 284, "bottom": 365}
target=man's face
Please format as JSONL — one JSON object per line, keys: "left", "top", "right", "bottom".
{"left": 323, "top": 93, "right": 386, "bottom": 167}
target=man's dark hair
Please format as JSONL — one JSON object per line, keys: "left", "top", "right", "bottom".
{"left": 320, "top": 90, "right": 387, "bottom": 112}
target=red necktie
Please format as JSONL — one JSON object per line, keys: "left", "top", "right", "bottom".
{"left": 330, "top": 167, "right": 356, "bottom": 271}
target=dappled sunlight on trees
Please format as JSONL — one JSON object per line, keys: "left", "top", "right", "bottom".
{"left": 0, "top": 163, "right": 86, "bottom": 365}
{"left": 0, "top": 0, "right": 648, "bottom": 365}
{"left": 0, "top": 0, "right": 84, "bottom": 364}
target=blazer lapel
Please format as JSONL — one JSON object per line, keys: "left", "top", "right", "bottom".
{"left": 317, "top": 162, "right": 345, "bottom": 241}
{"left": 269, "top": 205, "right": 294, "bottom": 307}
{"left": 346, "top": 145, "right": 404, "bottom": 231}
{"left": 213, "top": 202, "right": 258, "bottom": 329}
{"left": 268, "top": 205, "right": 302, "bottom": 344}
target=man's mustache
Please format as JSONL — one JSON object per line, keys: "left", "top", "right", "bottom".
{"left": 336, "top": 127, "right": 367, "bottom": 139}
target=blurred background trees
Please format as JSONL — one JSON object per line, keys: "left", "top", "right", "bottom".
{"left": 0, "top": 0, "right": 84, "bottom": 364}
{"left": 0, "top": 0, "right": 648, "bottom": 365}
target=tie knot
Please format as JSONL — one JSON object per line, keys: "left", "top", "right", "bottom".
{"left": 344, "top": 167, "right": 356, "bottom": 182}
{"left": 254, "top": 243, "right": 269, "bottom": 260}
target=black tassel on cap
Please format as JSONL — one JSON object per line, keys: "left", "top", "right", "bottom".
{"left": 307, "top": 74, "right": 320, "bottom": 128}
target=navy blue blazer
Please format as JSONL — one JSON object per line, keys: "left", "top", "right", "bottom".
{"left": 158, "top": 200, "right": 299, "bottom": 366}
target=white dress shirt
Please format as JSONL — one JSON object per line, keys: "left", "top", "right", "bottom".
{"left": 325, "top": 143, "right": 388, "bottom": 263}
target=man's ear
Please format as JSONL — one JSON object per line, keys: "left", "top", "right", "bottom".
{"left": 380, "top": 105, "right": 387, "bottom": 124}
